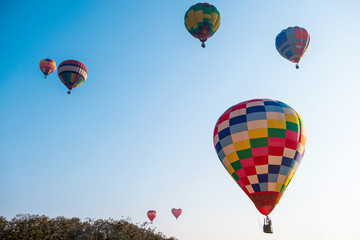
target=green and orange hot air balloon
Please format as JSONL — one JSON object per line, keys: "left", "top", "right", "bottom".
{"left": 39, "top": 59, "right": 56, "bottom": 78}
{"left": 184, "top": 3, "right": 221, "bottom": 48}
{"left": 57, "top": 60, "right": 88, "bottom": 94}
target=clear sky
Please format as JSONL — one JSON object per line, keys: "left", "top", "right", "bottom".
{"left": 1, "top": 0, "right": 360, "bottom": 239}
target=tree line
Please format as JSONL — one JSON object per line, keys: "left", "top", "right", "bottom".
{"left": 0, "top": 214, "right": 177, "bottom": 240}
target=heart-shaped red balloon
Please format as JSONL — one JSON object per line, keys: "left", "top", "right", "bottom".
{"left": 171, "top": 208, "right": 182, "bottom": 219}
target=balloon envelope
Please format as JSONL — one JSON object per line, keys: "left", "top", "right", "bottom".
{"left": 39, "top": 59, "right": 56, "bottom": 78}
{"left": 57, "top": 60, "right": 88, "bottom": 92}
{"left": 171, "top": 208, "right": 182, "bottom": 219}
{"left": 275, "top": 26, "right": 310, "bottom": 66}
{"left": 213, "top": 99, "right": 307, "bottom": 216}
{"left": 184, "top": 2, "right": 221, "bottom": 47}
{"left": 147, "top": 210, "right": 157, "bottom": 222}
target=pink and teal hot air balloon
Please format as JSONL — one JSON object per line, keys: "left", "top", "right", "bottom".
{"left": 57, "top": 60, "right": 88, "bottom": 94}
{"left": 275, "top": 26, "right": 310, "bottom": 69}
{"left": 39, "top": 59, "right": 56, "bottom": 78}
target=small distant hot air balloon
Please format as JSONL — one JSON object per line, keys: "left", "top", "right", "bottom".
{"left": 57, "top": 60, "right": 88, "bottom": 94}
{"left": 213, "top": 99, "right": 307, "bottom": 233}
{"left": 39, "top": 59, "right": 56, "bottom": 78}
{"left": 171, "top": 208, "right": 182, "bottom": 220}
{"left": 275, "top": 26, "right": 310, "bottom": 69}
{"left": 147, "top": 210, "right": 157, "bottom": 223}
{"left": 184, "top": 3, "right": 221, "bottom": 48}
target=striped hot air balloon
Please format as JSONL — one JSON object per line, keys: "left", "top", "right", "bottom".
{"left": 39, "top": 59, "right": 56, "bottom": 78}
{"left": 57, "top": 60, "right": 88, "bottom": 94}
{"left": 275, "top": 26, "right": 310, "bottom": 69}
{"left": 184, "top": 3, "right": 221, "bottom": 48}
{"left": 213, "top": 99, "right": 307, "bottom": 218}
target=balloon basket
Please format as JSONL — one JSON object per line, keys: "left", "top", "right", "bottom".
{"left": 263, "top": 224, "right": 273, "bottom": 234}
{"left": 263, "top": 216, "right": 273, "bottom": 234}
{"left": 296, "top": 64, "right": 299, "bottom": 69}
{"left": 201, "top": 42, "right": 205, "bottom": 48}
{"left": 67, "top": 91, "right": 71, "bottom": 94}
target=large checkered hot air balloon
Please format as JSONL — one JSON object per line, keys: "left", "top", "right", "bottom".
{"left": 184, "top": 3, "right": 221, "bottom": 48}
{"left": 57, "top": 60, "right": 88, "bottom": 94}
{"left": 213, "top": 99, "right": 307, "bottom": 233}
{"left": 275, "top": 26, "right": 310, "bottom": 69}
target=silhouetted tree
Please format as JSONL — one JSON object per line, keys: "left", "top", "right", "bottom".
{"left": 0, "top": 214, "right": 177, "bottom": 240}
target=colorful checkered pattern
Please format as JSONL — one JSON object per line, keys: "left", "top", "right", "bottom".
{"left": 57, "top": 60, "right": 88, "bottom": 91}
{"left": 184, "top": 3, "right": 220, "bottom": 43}
{"left": 213, "top": 99, "right": 306, "bottom": 215}
{"left": 39, "top": 58, "right": 56, "bottom": 77}
{"left": 275, "top": 26, "right": 310, "bottom": 63}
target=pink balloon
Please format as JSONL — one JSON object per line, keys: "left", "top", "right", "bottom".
{"left": 147, "top": 210, "right": 157, "bottom": 222}
{"left": 171, "top": 208, "right": 182, "bottom": 219}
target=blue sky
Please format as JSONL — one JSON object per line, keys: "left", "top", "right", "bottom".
{"left": 1, "top": 0, "right": 360, "bottom": 239}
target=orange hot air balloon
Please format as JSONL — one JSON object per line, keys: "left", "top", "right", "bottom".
{"left": 147, "top": 210, "right": 157, "bottom": 222}
{"left": 171, "top": 208, "right": 182, "bottom": 220}
{"left": 39, "top": 58, "right": 56, "bottom": 78}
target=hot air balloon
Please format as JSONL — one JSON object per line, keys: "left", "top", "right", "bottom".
{"left": 184, "top": 3, "right": 221, "bottom": 48}
{"left": 57, "top": 60, "right": 88, "bottom": 94}
{"left": 171, "top": 208, "right": 182, "bottom": 220}
{"left": 213, "top": 99, "right": 307, "bottom": 233}
{"left": 275, "top": 26, "right": 310, "bottom": 69}
{"left": 147, "top": 210, "right": 157, "bottom": 223}
{"left": 39, "top": 59, "right": 56, "bottom": 78}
